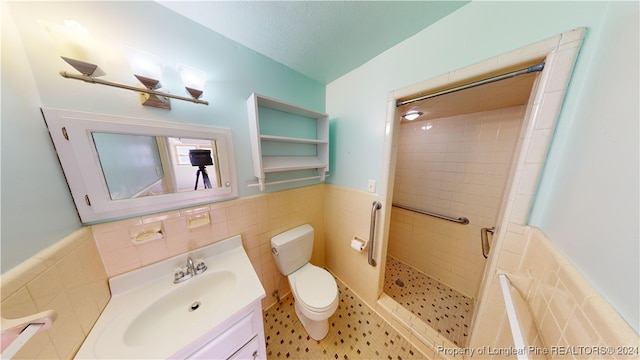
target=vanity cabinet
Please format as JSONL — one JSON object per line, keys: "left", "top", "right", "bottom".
{"left": 179, "top": 300, "right": 265, "bottom": 359}
{"left": 74, "top": 234, "right": 266, "bottom": 360}
{"left": 247, "top": 93, "right": 329, "bottom": 191}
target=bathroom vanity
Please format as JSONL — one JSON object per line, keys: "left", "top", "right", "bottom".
{"left": 75, "top": 235, "right": 266, "bottom": 359}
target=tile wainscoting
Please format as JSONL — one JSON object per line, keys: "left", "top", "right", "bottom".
{"left": 376, "top": 227, "right": 639, "bottom": 360}
{"left": 2, "top": 185, "right": 637, "bottom": 359}
{"left": 471, "top": 227, "right": 639, "bottom": 359}
{"left": 1, "top": 185, "right": 326, "bottom": 358}
{"left": 0, "top": 228, "right": 110, "bottom": 359}
{"left": 91, "top": 185, "right": 326, "bottom": 310}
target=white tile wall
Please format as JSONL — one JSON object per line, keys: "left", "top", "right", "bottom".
{"left": 389, "top": 106, "right": 525, "bottom": 297}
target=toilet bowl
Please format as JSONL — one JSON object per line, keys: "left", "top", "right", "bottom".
{"left": 271, "top": 224, "right": 339, "bottom": 340}
{"left": 288, "top": 263, "right": 339, "bottom": 339}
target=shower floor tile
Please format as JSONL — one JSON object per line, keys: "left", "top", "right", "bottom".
{"left": 384, "top": 256, "right": 473, "bottom": 347}
{"left": 263, "top": 277, "right": 426, "bottom": 359}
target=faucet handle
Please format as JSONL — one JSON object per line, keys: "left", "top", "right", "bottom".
{"left": 173, "top": 266, "right": 191, "bottom": 283}
{"left": 173, "top": 268, "right": 184, "bottom": 281}
{"left": 195, "top": 259, "right": 207, "bottom": 275}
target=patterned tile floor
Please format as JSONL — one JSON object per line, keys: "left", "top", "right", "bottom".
{"left": 263, "top": 277, "right": 426, "bottom": 359}
{"left": 383, "top": 256, "right": 473, "bottom": 347}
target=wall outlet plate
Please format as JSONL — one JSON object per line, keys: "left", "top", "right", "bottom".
{"left": 367, "top": 180, "right": 376, "bottom": 193}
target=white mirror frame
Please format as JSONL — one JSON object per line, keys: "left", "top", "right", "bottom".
{"left": 42, "top": 107, "right": 238, "bottom": 223}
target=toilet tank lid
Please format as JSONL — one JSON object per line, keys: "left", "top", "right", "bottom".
{"left": 271, "top": 224, "right": 314, "bottom": 247}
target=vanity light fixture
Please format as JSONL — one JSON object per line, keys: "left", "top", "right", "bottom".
{"left": 177, "top": 64, "right": 207, "bottom": 100}
{"left": 124, "top": 47, "right": 172, "bottom": 109}
{"left": 44, "top": 20, "right": 106, "bottom": 77}
{"left": 49, "top": 21, "right": 208, "bottom": 109}
{"left": 402, "top": 111, "right": 423, "bottom": 121}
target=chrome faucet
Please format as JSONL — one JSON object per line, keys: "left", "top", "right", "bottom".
{"left": 186, "top": 256, "right": 195, "bottom": 276}
{"left": 174, "top": 256, "right": 207, "bottom": 284}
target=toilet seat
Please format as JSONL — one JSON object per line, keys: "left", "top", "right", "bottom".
{"left": 290, "top": 264, "right": 338, "bottom": 313}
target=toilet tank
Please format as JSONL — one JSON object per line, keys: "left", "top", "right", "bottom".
{"left": 271, "top": 224, "right": 314, "bottom": 276}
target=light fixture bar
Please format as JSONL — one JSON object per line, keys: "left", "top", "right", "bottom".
{"left": 59, "top": 71, "right": 209, "bottom": 106}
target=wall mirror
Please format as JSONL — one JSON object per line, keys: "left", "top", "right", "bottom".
{"left": 42, "top": 108, "right": 238, "bottom": 223}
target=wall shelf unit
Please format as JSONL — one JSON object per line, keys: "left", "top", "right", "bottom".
{"left": 247, "top": 93, "right": 329, "bottom": 191}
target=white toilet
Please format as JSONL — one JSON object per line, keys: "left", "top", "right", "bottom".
{"left": 271, "top": 224, "right": 339, "bottom": 340}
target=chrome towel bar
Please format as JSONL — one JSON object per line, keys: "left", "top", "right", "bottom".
{"left": 392, "top": 203, "right": 469, "bottom": 225}
{"left": 247, "top": 175, "right": 324, "bottom": 189}
{"left": 368, "top": 201, "right": 382, "bottom": 267}
{"left": 498, "top": 273, "right": 531, "bottom": 360}
{"left": 1, "top": 310, "right": 57, "bottom": 358}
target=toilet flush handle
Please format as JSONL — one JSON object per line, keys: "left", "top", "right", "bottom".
{"left": 272, "top": 247, "right": 278, "bottom": 255}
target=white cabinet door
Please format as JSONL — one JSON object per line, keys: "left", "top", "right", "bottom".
{"left": 228, "top": 336, "right": 260, "bottom": 360}
{"left": 186, "top": 313, "right": 254, "bottom": 359}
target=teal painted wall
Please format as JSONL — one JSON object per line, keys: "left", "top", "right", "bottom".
{"left": 326, "top": 1, "right": 638, "bottom": 331}
{"left": 530, "top": 1, "right": 639, "bottom": 332}
{"left": 1, "top": 1, "right": 324, "bottom": 272}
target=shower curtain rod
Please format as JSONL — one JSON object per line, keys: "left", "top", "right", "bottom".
{"left": 396, "top": 62, "right": 545, "bottom": 107}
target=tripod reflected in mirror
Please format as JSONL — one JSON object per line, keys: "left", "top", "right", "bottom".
{"left": 189, "top": 149, "right": 214, "bottom": 190}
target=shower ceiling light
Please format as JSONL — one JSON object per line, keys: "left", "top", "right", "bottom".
{"left": 402, "top": 111, "right": 423, "bottom": 121}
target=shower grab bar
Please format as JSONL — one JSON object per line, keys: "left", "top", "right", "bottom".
{"left": 392, "top": 203, "right": 469, "bottom": 225}
{"left": 368, "top": 201, "right": 382, "bottom": 267}
{"left": 481, "top": 227, "right": 495, "bottom": 258}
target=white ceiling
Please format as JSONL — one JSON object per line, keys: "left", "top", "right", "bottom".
{"left": 156, "top": 1, "right": 468, "bottom": 84}
{"left": 157, "top": 1, "right": 537, "bottom": 120}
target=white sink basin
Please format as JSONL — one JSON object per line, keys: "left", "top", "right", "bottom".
{"left": 124, "top": 270, "right": 236, "bottom": 346}
{"left": 75, "top": 235, "right": 265, "bottom": 359}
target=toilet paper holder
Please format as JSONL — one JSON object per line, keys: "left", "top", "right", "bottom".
{"left": 350, "top": 236, "right": 368, "bottom": 252}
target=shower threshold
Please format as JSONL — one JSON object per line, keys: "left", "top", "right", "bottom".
{"left": 384, "top": 255, "right": 473, "bottom": 347}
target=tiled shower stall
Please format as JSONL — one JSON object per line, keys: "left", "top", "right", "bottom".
{"left": 385, "top": 106, "right": 527, "bottom": 345}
